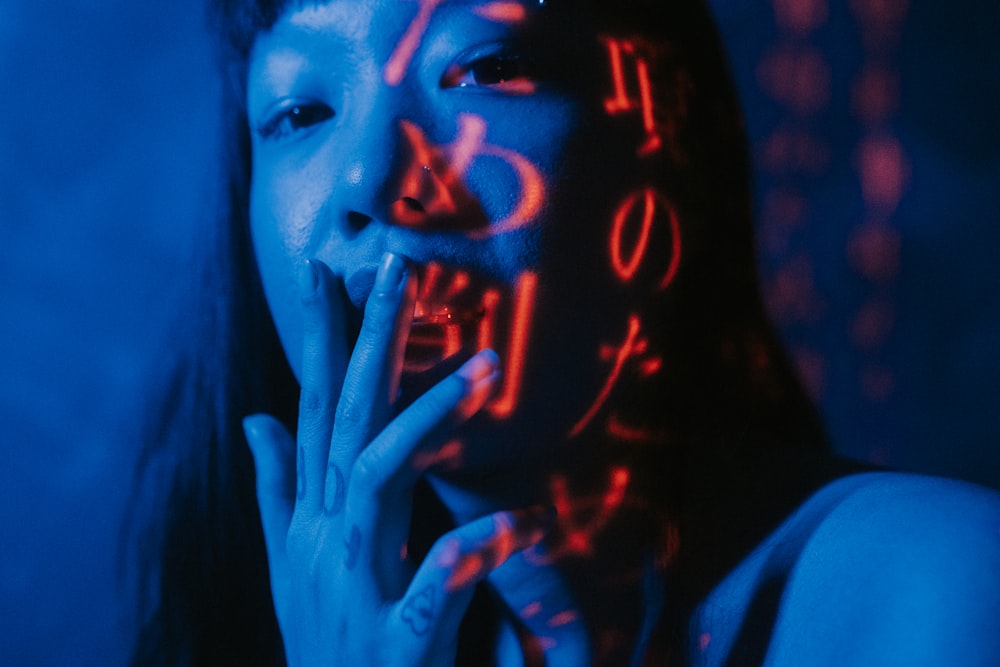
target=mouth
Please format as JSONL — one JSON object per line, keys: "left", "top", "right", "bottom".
{"left": 411, "top": 303, "right": 486, "bottom": 327}
{"left": 341, "top": 261, "right": 491, "bottom": 367}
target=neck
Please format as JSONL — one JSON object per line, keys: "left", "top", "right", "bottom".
{"left": 426, "top": 437, "right": 671, "bottom": 665}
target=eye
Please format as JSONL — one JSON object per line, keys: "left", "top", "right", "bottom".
{"left": 441, "top": 51, "right": 539, "bottom": 94}
{"left": 255, "top": 101, "right": 335, "bottom": 141}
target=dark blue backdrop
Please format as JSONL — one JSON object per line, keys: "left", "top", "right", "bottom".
{"left": 1, "top": 1, "right": 997, "bottom": 663}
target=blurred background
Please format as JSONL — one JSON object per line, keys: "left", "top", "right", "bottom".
{"left": 1, "top": 0, "right": 997, "bottom": 663}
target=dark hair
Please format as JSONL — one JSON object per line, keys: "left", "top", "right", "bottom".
{"left": 129, "top": 1, "right": 829, "bottom": 664}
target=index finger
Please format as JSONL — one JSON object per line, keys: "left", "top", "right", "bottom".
{"left": 329, "top": 251, "right": 416, "bottom": 473}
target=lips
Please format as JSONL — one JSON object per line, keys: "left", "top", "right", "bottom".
{"left": 411, "top": 302, "right": 486, "bottom": 326}
{"left": 342, "top": 266, "right": 378, "bottom": 311}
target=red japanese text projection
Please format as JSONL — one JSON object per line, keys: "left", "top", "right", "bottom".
{"left": 601, "top": 36, "right": 692, "bottom": 160}
{"left": 384, "top": 0, "right": 527, "bottom": 86}
{"left": 549, "top": 467, "right": 630, "bottom": 558}
{"left": 569, "top": 315, "right": 663, "bottom": 439}
{"left": 405, "top": 262, "right": 537, "bottom": 420}
{"left": 393, "top": 115, "right": 544, "bottom": 236}
{"left": 609, "top": 188, "right": 681, "bottom": 289}
{"left": 562, "top": 34, "right": 687, "bottom": 444}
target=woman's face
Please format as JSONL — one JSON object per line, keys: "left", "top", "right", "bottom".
{"left": 247, "top": 0, "right": 683, "bottom": 469}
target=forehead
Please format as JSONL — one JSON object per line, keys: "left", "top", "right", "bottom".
{"left": 268, "top": 0, "right": 541, "bottom": 41}
{"left": 248, "top": 0, "right": 558, "bottom": 97}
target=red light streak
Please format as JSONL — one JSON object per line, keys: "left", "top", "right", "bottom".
{"left": 605, "top": 412, "right": 658, "bottom": 443}
{"left": 443, "top": 511, "right": 522, "bottom": 592}
{"left": 396, "top": 119, "right": 464, "bottom": 225}
{"left": 472, "top": 1, "right": 526, "bottom": 23}
{"left": 385, "top": 1, "right": 527, "bottom": 86}
{"left": 610, "top": 189, "right": 653, "bottom": 281}
{"left": 569, "top": 315, "right": 642, "bottom": 438}
{"left": 608, "top": 188, "right": 682, "bottom": 289}
{"left": 394, "top": 115, "right": 544, "bottom": 235}
{"left": 546, "top": 610, "right": 579, "bottom": 627}
{"left": 410, "top": 438, "right": 464, "bottom": 471}
{"left": 384, "top": 0, "right": 445, "bottom": 86}
{"left": 472, "top": 141, "right": 544, "bottom": 237}
{"left": 520, "top": 601, "right": 542, "bottom": 619}
{"left": 546, "top": 467, "right": 632, "bottom": 558}
{"left": 602, "top": 38, "right": 662, "bottom": 155}
{"left": 487, "top": 271, "right": 536, "bottom": 419}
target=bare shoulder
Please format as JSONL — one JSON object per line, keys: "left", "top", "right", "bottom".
{"left": 766, "top": 472, "right": 1000, "bottom": 666}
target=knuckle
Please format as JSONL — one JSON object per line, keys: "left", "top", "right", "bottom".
{"left": 359, "top": 302, "right": 392, "bottom": 340}
{"left": 335, "top": 395, "right": 364, "bottom": 427}
{"left": 299, "top": 387, "right": 334, "bottom": 415}
{"left": 352, "top": 448, "right": 392, "bottom": 496}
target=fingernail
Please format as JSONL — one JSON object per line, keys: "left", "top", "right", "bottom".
{"left": 298, "top": 259, "right": 320, "bottom": 300}
{"left": 457, "top": 349, "right": 500, "bottom": 384}
{"left": 375, "top": 252, "right": 406, "bottom": 294}
{"left": 242, "top": 415, "right": 263, "bottom": 453}
{"left": 455, "top": 350, "right": 500, "bottom": 419}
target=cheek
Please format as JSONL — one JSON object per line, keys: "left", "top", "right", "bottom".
{"left": 249, "top": 168, "right": 328, "bottom": 380}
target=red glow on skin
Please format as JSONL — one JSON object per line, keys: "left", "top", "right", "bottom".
{"left": 602, "top": 467, "right": 629, "bottom": 513}
{"left": 569, "top": 315, "right": 643, "bottom": 438}
{"left": 605, "top": 412, "right": 658, "bottom": 443}
{"left": 394, "top": 115, "right": 545, "bottom": 235}
{"left": 520, "top": 601, "right": 542, "bottom": 619}
{"left": 396, "top": 119, "right": 466, "bottom": 224}
{"left": 487, "top": 271, "right": 536, "bottom": 418}
{"left": 537, "top": 637, "right": 557, "bottom": 651}
{"left": 609, "top": 188, "right": 682, "bottom": 289}
{"left": 385, "top": 0, "right": 527, "bottom": 85}
{"left": 411, "top": 440, "right": 465, "bottom": 470}
{"left": 407, "top": 264, "right": 467, "bottom": 368}
{"left": 446, "top": 552, "right": 485, "bottom": 591}
{"left": 456, "top": 353, "right": 499, "bottom": 419}
{"left": 384, "top": 0, "right": 445, "bottom": 86}
{"left": 472, "top": 1, "right": 526, "bottom": 23}
{"left": 546, "top": 610, "right": 579, "bottom": 628}
{"left": 602, "top": 38, "right": 662, "bottom": 155}
{"left": 699, "top": 632, "right": 712, "bottom": 652}
{"left": 444, "top": 512, "right": 521, "bottom": 591}
{"left": 402, "top": 266, "right": 536, "bottom": 421}
{"left": 472, "top": 141, "right": 545, "bottom": 237}
{"left": 548, "top": 467, "right": 631, "bottom": 558}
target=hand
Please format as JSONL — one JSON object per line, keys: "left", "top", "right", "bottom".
{"left": 243, "top": 253, "right": 551, "bottom": 666}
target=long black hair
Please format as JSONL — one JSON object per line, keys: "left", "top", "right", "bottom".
{"left": 129, "top": 1, "right": 829, "bottom": 664}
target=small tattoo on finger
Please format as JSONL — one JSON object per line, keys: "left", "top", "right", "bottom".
{"left": 296, "top": 445, "right": 306, "bottom": 501}
{"left": 401, "top": 584, "right": 436, "bottom": 636}
{"left": 344, "top": 525, "right": 361, "bottom": 570}
{"left": 324, "top": 463, "right": 345, "bottom": 517}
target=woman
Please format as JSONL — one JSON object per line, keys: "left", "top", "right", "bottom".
{"left": 131, "top": 0, "right": 1000, "bottom": 664}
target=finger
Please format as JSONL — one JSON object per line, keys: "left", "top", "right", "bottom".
{"left": 330, "top": 251, "right": 415, "bottom": 474}
{"left": 243, "top": 413, "right": 296, "bottom": 592}
{"left": 344, "top": 350, "right": 500, "bottom": 588}
{"left": 296, "top": 258, "right": 350, "bottom": 516}
{"left": 393, "top": 507, "right": 554, "bottom": 658}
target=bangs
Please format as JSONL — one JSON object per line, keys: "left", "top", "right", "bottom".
{"left": 209, "top": 0, "right": 321, "bottom": 58}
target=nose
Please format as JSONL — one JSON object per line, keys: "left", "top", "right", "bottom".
{"left": 334, "top": 95, "right": 410, "bottom": 232}
{"left": 334, "top": 92, "right": 487, "bottom": 234}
